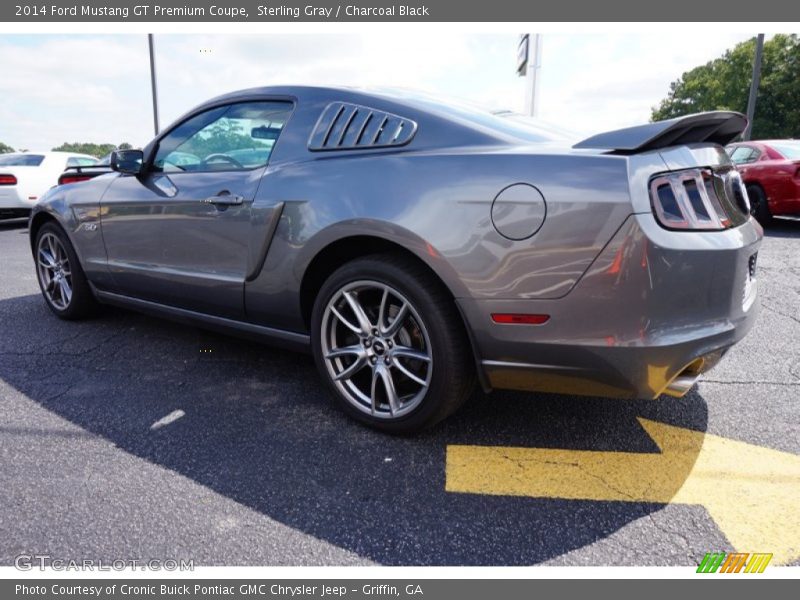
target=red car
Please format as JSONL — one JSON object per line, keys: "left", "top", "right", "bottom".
{"left": 726, "top": 140, "right": 800, "bottom": 224}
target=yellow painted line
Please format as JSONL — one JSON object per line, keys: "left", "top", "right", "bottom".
{"left": 446, "top": 418, "right": 800, "bottom": 565}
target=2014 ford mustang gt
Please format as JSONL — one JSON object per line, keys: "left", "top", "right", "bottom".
{"left": 29, "top": 86, "right": 762, "bottom": 432}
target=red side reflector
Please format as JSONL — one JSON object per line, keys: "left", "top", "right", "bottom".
{"left": 0, "top": 174, "right": 17, "bottom": 185}
{"left": 491, "top": 313, "right": 550, "bottom": 325}
{"left": 59, "top": 175, "right": 92, "bottom": 185}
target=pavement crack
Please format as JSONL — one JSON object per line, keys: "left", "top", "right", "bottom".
{"left": 761, "top": 301, "right": 800, "bottom": 326}
{"left": 702, "top": 378, "right": 799, "bottom": 386}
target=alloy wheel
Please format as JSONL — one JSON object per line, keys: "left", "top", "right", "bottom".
{"left": 36, "top": 232, "right": 73, "bottom": 311}
{"left": 321, "top": 280, "right": 433, "bottom": 419}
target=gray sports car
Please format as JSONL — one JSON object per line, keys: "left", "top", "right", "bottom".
{"left": 30, "top": 86, "right": 761, "bottom": 432}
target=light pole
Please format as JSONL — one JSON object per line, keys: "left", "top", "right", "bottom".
{"left": 518, "top": 34, "right": 542, "bottom": 117}
{"left": 743, "top": 33, "right": 764, "bottom": 141}
{"left": 148, "top": 33, "right": 160, "bottom": 136}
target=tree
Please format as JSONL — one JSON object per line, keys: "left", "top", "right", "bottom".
{"left": 51, "top": 142, "right": 134, "bottom": 158}
{"left": 181, "top": 119, "right": 263, "bottom": 158}
{"left": 0, "top": 142, "right": 14, "bottom": 154}
{"left": 651, "top": 34, "right": 800, "bottom": 139}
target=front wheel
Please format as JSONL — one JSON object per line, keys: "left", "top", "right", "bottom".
{"left": 34, "top": 222, "right": 98, "bottom": 319}
{"left": 311, "top": 254, "right": 475, "bottom": 433}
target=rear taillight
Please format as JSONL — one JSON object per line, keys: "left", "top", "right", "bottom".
{"left": 0, "top": 174, "right": 17, "bottom": 185}
{"left": 58, "top": 175, "right": 92, "bottom": 185}
{"left": 650, "top": 168, "right": 749, "bottom": 231}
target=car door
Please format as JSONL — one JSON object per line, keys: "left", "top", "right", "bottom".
{"left": 99, "top": 100, "right": 294, "bottom": 319}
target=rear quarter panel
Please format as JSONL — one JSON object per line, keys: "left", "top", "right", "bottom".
{"left": 245, "top": 147, "right": 633, "bottom": 333}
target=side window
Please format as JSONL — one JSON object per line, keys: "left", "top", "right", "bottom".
{"left": 730, "top": 146, "right": 758, "bottom": 165}
{"left": 153, "top": 101, "right": 293, "bottom": 173}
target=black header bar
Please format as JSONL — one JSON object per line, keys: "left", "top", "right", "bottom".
{"left": 3, "top": 0, "right": 799, "bottom": 22}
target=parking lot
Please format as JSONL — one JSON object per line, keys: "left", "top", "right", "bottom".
{"left": 0, "top": 216, "right": 798, "bottom": 567}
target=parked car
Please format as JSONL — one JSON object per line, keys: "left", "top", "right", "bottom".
{"left": 726, "top": 140, "right": 800, "bottom": 224}
{"left": 28, "top": 87, "right": 761, "bottom": 432}
{"left": 0, "top": 151, "right": 98, "bottom": 218}
{"left": 57, "top": 153, "right": 113, "bottom": 186}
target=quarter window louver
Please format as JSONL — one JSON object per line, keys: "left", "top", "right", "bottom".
{"left": 308, "top": 102, "right": 417, "bottom": 151}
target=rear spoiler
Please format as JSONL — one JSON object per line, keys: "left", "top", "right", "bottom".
{"left": 573, "top": 111, "right": 747, "bottom": 153}
{"left": 57, "top": 164, "right": 112, "bottom": 186}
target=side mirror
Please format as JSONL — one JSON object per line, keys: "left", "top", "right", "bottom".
{"left": 110, "top": 149, "right": 144, "bottom": 175}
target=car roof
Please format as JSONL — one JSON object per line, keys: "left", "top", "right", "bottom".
{"left": 10, "top": 151, "right": 98, "bottom": 159}
{"left": 730, "top": 139, "right": 799, "bottom": 147}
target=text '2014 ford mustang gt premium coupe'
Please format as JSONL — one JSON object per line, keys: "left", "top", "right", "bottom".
{"left": 29, "top": 87, "right": 762, "bottom": 432}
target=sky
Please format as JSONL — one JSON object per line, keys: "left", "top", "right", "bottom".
{"left": 0, "top": 32, "right": 758, "bottom": 151}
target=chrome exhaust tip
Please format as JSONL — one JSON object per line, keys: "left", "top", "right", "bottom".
{"left": 663, "top": 373, "right": 700, "bottom": 398}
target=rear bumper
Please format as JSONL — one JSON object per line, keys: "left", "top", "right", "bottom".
{"left": 0, "top": 188, "right": 33, "bottom": 212}
{"left": 460, "top": 213, "right": 762, "bottom": 399}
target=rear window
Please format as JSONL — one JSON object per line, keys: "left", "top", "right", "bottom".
{"left": 769, "top": 142, "right": 800, "bottom": 160}
{"left": 0, "top": 154, "right": 45, "bottom": 166}
{"left": 728, "top": 146, "right": 759, "bottom": 164}
{"left": 66, "top": 157, "right": 99, "bottom": 167}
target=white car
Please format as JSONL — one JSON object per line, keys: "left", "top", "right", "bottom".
{"left": 0, "top": 151, "right": 98, "bottom": 219}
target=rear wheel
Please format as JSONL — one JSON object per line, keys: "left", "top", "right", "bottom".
{"left": 747, "top": 184, "right": 773, "bottom": 226}
{"left": 35, "top": 222, "right": 98, "bottom": 319}
{"left": 311, "top": 254, "right": 475, "bottom": 433}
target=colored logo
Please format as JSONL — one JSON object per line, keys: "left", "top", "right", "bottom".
{"left": 697, "top": 552, "right": 772, "bottom": 573}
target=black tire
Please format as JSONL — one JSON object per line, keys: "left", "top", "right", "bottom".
{"left": 747, "top": 184, "right": 773, "bottom": 226}
{"left": 311, "top": 253, "right": 475, "bottom": 433}
{"left": 34, "top": 222, "right": 98, "bottom": 320}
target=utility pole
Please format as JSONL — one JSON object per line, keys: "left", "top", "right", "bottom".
{"left": 743, "top": 33, "right": 764, "bottom": 141}
{"left": 148, "top": 33, "right": 160, "bottom": 136}
{"left": 518, "top": 34, "right": 542, "bottom": 117}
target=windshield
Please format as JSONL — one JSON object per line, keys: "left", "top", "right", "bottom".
{"left": 0, "top": 154, "right": 45, "bottom": 166}
{"left": 769, "top": 142, "right": 800, "bottom": 160}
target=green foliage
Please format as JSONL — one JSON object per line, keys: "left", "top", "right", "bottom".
{"left": 179, "top": 118, "right": 266, "bottom": 159}
{"left": 651, "top": 34, "right": 800, "bottom": 139}
{"left": 0, "top": 142, "right": 14, "bottom": 154}
{"left": 51, "top": 142, "right": 133, "bottom": 158}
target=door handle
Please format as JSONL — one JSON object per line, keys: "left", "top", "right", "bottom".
{"left": 203, "top": 191, "right": 244, "bottom": 206}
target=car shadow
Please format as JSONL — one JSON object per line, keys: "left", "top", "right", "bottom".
{"left": 764, "top": 217, "right": 800, "bottom": 239}
{"left": 0, "top": 293, "right": 709, "bottom": 565}
{"left": 0, "top": 217, "right": 28, "bottom": 232}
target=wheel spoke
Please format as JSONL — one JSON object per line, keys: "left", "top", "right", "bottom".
{"left": 382, "top": 301, "right": 409, "bottom": 337}
{"left": 59, "top": 278, "right": 72, "bottom": 305}
{"left": 370, "top": 368, "right": 381, "bottom": 415}
{"left": 38, "top": 249, "right": 56, "bottom": 268}
{"left": 326, "top": 345, "right": 368, "bottom": 382}
{"left": 377, "top": 288, "right": 389, "bottom": 331}
{"left": 47, "top": 236, "right": 58, "bottom": 262}
{"left": 325, "top": 345, "right": 364, "bottom": 360}
{"left": 343, "top": 290, "right": 373, "bottom": 335}
{"left": 333, "top": 355, "right": 368, "bottom": 381}
{"left": 379, "top": 366, "right": 400, "bottom": 416}
{"left": 393, "top": 345, "right": 431, "bottom": 363}
{"left": 392, "top": 359, "right": 428, "bottom": 387}
{"left": 330, "top": 305, "right": 361, "bottom": 335}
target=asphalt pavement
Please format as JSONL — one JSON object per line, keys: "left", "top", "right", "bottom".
{"left": 0, "top": 216, "right": 798, "bottom": 567}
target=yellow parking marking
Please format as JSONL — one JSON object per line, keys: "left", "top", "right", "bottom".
{"left": 446, "top": 418, "right": 800, "bottom": 565}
